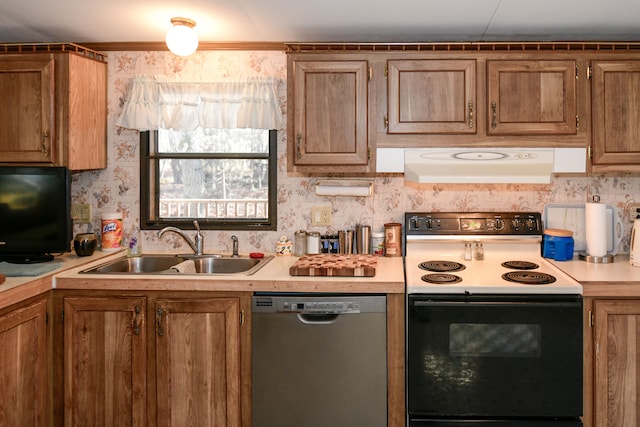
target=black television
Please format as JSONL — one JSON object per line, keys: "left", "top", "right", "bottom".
{"left": 0, "top": 166, "right": 72, "bottom": 264}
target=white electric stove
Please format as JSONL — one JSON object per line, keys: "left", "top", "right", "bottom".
{"left": 404, "top": 212, "right": 582, "bottom": 295}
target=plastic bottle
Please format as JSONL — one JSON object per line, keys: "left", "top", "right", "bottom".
{"left": 101, "top": 212, "right": 123, "bottom": 251}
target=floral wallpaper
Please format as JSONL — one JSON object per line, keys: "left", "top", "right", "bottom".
{"left": 71, "top": 49, "right": 640, "bottom": 255}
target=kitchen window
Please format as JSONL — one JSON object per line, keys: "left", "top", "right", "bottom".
{"left": 117, "top": 76, "right": 282, "bottom": 231}
{"left": 140, "top": 128, "right": 277, "bottom": 231}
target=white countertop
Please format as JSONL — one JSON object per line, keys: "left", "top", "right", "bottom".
{"left": 548, "top": 253, "right": 640, "bottom": 297}
{"left": 549, "top": 254, "right": 640, "bottom": 283}
{"left": 53, "top": 251, "right": 406, "bottom": 294}
{"left": 8, "top": 247, "right": 640, "bottom": 308}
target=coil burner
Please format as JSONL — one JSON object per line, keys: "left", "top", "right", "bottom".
{"left": 501, "top": 260, "right": 540, "bottom": 270}
{"left": 502, "top": 271, "right": 556, "bottom": 285}
{"left": 421, "top": 273, "right": 463, "bottom": 284}
{"left": 419, "top": 261, "right": 466, "bottom": 272}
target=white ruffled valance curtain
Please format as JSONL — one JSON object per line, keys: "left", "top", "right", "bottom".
{"left": 116, "top": 76, "right": 282, "bottom": 131}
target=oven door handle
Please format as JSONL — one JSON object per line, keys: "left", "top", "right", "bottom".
{"left": 413, "top": 300, "right": 580, "bottom": 309}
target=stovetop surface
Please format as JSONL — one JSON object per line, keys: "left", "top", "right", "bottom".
{"left": 404, "top": 212, "right": 582, "bottom": 295}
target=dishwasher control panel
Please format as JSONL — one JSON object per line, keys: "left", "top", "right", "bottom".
{"left": 279, "top": 300, "right": 361, "bottom": 314}
{"left": 252, "top": 295, "right": 388, "bottom": 314}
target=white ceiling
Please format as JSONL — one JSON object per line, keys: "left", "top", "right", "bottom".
{"left": 0, "top": 0, "right": 639, "bottom": 44}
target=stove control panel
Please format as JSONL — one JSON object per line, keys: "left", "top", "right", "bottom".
{"left": 406, "top": 212, "right": 542, "bottom": 236}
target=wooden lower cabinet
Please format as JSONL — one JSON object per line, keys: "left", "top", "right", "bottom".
{"left": 0, "top": 295, "right": 49, "bottom": 427}
{"left": 54, "top": 291, "right": 251, "bottom": 427}
{"left": 153, "top": 297, "right": 244, "bottom": 427}
{"left": 585, "top": 298, "right": 640, "bottom": 427}
{"left": 62, "top": 295, "right": 146, "bottom": 426}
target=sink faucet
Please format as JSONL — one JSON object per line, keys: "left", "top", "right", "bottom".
{"left": 231, "top": 235, "right": 239, "bottom": 257}
{"left": 157, "top": 220, "right": 204, "bottom": 256}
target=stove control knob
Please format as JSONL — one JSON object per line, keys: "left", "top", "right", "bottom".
{"left": 511, "top": 218, "right": 522, "bottom": 230}
{"left": 525, "top": 218, "right": 537, "bottom": 230}
{"left": 426, "top": 218, "right": 433, "bottom": 229}
{"left": 494, "top": 218, "right": 504, "bottom": 230}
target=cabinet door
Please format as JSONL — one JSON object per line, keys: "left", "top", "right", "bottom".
{"left": 387, "top": 59, "right": 476, "bottom": 134}
{"left": 487, "top": 60, "right": 577, "bottom": 135}
{"left": 0, "top": 298, "right": 49, "bottom": 426}
{"left": 63, "top": 53, "right": 108, "bottom": 170}
{"left": 154, "top": 298, "right": 242, "bottom": 427}
{"left": 593, "top": 299, "right": 640, "bottom": 427}
{"left": 0, "top": 56, "right": 55, "bottom": 163}
{"left": 64, "top": 296, "right": 146, "bottom": 427}
{"left": 290, "top": 60, "right": 369, "bottom": 168}
{"left": 591, "top": 60, "right": 640, "bottom": 167}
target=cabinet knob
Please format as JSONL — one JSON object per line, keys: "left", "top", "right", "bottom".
{"left": 467, "top": 101, "right": 474, "bottom": 128}
{"left": 296, "top": 133, "right": 302, "bottom": 160}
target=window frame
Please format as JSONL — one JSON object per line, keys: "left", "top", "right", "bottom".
{"left": 139, "top": 129, "right": 277, "bottom": 231}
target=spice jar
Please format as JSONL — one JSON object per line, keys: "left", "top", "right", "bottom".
{"left": 384, "top": 223, "right": 402, "bottom": 257}
{"left": 371, "top": 232, "right": 384, "bottom": 256}
{"left": 275, "top": 236, "right": 293, "bottom": 256}
{"left": 306, "top": 231, "right": 321, "bottom": 254}
{"left": 294, "top": 230, "right": 307, "bottom": 256}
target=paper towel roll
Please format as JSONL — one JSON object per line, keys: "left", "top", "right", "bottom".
{"left": 585, "top": 202, "right": 608, "bottom": 257}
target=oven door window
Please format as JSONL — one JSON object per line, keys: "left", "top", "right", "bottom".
{"left": 449, "top": 323, "right": 541, "bottom": 357}
{"left": 407, "top": 295, "right": 583, "bottom": 418}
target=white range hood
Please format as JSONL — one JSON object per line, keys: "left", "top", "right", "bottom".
{"left": 377, "top": 147, "right": 586, "bottom": 184}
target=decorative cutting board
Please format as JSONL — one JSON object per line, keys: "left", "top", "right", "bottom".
{"left": 289, "top": 254, "right": 377, "bottom": 277}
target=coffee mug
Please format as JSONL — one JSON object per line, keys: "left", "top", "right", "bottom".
{"left": 74, "top": 233, "right": 97, "bottom": 256}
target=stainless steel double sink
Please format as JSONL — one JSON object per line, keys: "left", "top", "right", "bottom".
{"left": 80, "top": 254, "right": 273, "bottom": 275}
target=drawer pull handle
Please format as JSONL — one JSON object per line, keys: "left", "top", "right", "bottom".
{"left": 133, "top": 305, "right": 141, "bottom": 336}
{"left": 491, "top": 102, "right": 497, "bottom": 129}
{"left": 41, "top": 131, "right": 49, "bottom": 157}
{"left": 156, "top": 307, "right": 164, "bottom": 336}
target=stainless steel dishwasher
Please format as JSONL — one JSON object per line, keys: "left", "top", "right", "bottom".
{"left": 251, "top": 293, "right": 387, "bottom": 427}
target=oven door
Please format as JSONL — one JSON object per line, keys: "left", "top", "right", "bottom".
{"left": 407, "top": 294, "right": 583, "bottom": 419}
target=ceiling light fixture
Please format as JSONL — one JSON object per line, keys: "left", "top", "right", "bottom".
{"left": 166, "top": 17, "right": 199, "bottom": 57}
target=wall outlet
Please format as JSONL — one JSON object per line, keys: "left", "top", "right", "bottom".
{"left": 628, "top": 203, "right": 640, "bottom": 222}
{"left": 311, "top": 206, "right": 332, "bottom": 226}
{"left": 71, "top": 203, "right": 92, "bottom": 223}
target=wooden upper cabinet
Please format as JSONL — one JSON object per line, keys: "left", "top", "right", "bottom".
{"left": 387, "top": 59, "right": 476, "bottom": 134}
{"left": 591, "top": 60, "right": 640, "bottom": 169}
{"left": 0, "top": 47, "right": 107, "bottom": 171}
{"left": 288, "top": 57, "right": 371, "bottom": 173}
{"left": 486, "top": 60, "right": 577, "bottom": 135}
{"left": 0, "top": 57, "right": 55, "bottom": 164}
{"left": 59, "top": 52, "right": 108, "bottom": 170}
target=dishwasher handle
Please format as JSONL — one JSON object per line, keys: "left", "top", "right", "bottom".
{"left": 297, "top": 313, "right": 339, "bottom": 324}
